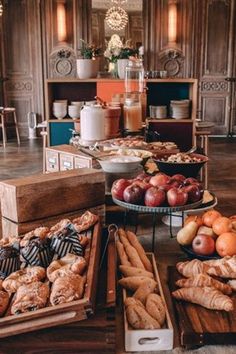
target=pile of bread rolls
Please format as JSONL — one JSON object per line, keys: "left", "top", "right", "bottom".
{"left": 116, "top": 228, "right": 166, "bottom": 330}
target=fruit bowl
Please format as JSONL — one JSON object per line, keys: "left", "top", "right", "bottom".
{"left": 180, "top": 245, "right": 221, "bottom": 261}
{"left": 98, "top": 156, "right": 142, "bottom": 173}
{"left": 153, "top": 153, "right": 208, "bottom": 178}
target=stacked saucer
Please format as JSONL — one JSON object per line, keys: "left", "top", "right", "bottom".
{"left": 170, "top": 100, "right": 190, "bottom": 119}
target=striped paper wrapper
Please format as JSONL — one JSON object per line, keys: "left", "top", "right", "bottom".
{"left": 20, "top": 244, "right": 53, "bottom": 268}
{"left": 50, "top": 223, "right": 83, "bottom": 258}
{"left": 0, "top": 256, "right": 20, "bottom": 278}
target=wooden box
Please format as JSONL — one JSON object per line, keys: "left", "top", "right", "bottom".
{"left": 0, "top": 221, "right": 102, "bottom": 338}
{"left": 59, "top": 153, "right": 74, "bottom": 171}
{"left": 0, "top": 169, "right": 105, "bottom": 223}
{"left": 123, "top": 253, "right": 174, "bottom": 352}
{"left": 45, "top": 150, "right": 59, "bottom": 172}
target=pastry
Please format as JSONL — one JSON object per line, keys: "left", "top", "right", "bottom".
{"left": 204, "top": 256, "right": 236, "bottom": 279}
{"left": 20, "top": 234, "right": 52, "bottom": 268}
{"left": 20, "top": 227, "right": 49, "bottom": 247}
{"left": 126, "top": 231, "right": 153, "bottom": 272}
{"left": 126, "top": 304, "right": 160, "bottom": 329}
{"left": 11, "top": 281, "right": 49, "bottom": 315}
{"left": 0, "top": 241, "right": 20, "bottom": 277}
{"left": 176, "top": 273, "right": 232, "bottom": 295}
{"left": 228, "top": 280, "right": 236, "bottom": 291}
{"left": 72, "top": 211, "right": 99, "bottom": 233}
{"left": 0, "top": 290, "right": 9, "bottom": 316}
{"left": 133, "top": 278, "right": 157, "bottom": 304}
{"left": 116, "top": 242, "right": 131, "bottom": 267}
{"left": 2, "top": 266, "right": 46, "bottom": 294}
{"left": 124, "top": 297, "right": 145, "bottom": 309}
{"left": 119, "top": 276, "right": 156, "bottom": 292}
{"left": 119, "top": 265, "right": 153, "bottom": 279}
{"left": 47, "top": 253, "right": 86, "bottom": 282}
{"left": 50, "top": 224, "right": 83, "bottom": 258}
{"left": 146, "top": 293, "right": 166, "bottom": 326}
{"left": 172, "top": 287, "right": 233, "bottom": 311}
{"left": 50, "top": 274, "right": 85, "bottom": 306}
{"left": 119, "top": 235, "right": 145, "bottom": 269}
{"left": 48, "top": 219, "right": 71, "bottom": 236}
{"left": 118, "top": 228, "right": 128, "bottom": 240}
{"left": 176, "top": 259, "right": 209, "bottom": 277}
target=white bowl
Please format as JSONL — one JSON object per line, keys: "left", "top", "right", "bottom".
{"left": 68, "top": 105, "right": 81, "bottom": 119}
{"left": 99, "top": 156, "right": 142, "bottom": 173}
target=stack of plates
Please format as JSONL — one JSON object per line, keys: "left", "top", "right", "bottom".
{"left": 149, "top": 105, "right": 167, "bottom": 119}
{"left": 170, "top": 100, "right": 190, "bottom": 119}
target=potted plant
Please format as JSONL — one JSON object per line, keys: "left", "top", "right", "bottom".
{"left": 76, "top": 39, "right": 102, "bottom": 79}
{"left": 117, "top": 46, "right": 139, "bottom": 79}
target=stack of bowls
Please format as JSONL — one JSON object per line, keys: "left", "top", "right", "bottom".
{"left": 53, "top": 102, "right": 67, "bottom": 120}
{"left": 170, "top": 100, "right": 190, "bottom": 119}
{"left": 68, "top": 102, "right": 84, "bottom": 120}
{"left": 149, "top": 105, "right": 167, "bottom": 119}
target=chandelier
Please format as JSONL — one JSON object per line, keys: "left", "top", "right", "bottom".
{"left": 105, "top": 6, "right": 128, "bottom": 31}
{"left": 111, "top": 0, "right": 127, "bottom": 4}
{"left": 0, "top": 1, "right": 3, "bottom": 16}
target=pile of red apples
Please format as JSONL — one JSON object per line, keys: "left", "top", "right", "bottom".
{"left": 111, "top": 172, "right": 203, "bottom": 208}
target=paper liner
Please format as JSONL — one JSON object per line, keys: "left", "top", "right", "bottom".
{"left": 0, "top": 256, "right": 20, "bottom": 278}
{"left": 20, "top": 244, "right": 53, "bottom": 268}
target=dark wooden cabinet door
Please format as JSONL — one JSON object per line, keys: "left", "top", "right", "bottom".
{"left": 198, "top": 0, "right": 236, "bottom": 135}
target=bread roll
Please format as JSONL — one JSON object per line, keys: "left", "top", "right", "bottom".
{"left": 146, "top": 293, "right": 166, "bottom": 326}
{"left": 126, "top": 304, "right": 160, "bottom": 329}
{"left": 133, "top": 278, "right": 157, "bottom": 304}
{"left": 119, "top": 276, "right": 153, "bottom": 291}
{"left": 120, "top": 235, "right": 145, "bottom": 269}
{"left": 124, "top": 297, "right": 144, "bottom": 308}
{"left": 116, "top": 241, "right": 131, "bottom": 266}
{"left": 126, "top": 231, "right": 153, "bottom": 272}
{"left": 119, "top": 265, "right": 153, "bottom": 279}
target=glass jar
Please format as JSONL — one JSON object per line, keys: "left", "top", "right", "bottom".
{"left": 123, "top": 98, "right": 142, "bottom": 132}
{"left": 125, "top": 59, "right": 145, "bottom": 93}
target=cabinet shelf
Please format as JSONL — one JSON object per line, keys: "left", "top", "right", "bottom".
{"left": 49, "top": 119, "right": 75, "bottom": 122}
{"left": 147, "top": 118, "right": 193, "bottom": 123}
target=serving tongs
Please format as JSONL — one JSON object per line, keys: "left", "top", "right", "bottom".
{"left": 185, "top": 146, "right": 197, "bottom": 154}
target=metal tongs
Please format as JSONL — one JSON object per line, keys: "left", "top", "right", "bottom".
{"left": 185, "top": 146, "right": 197, "bottom": 154}
{"left": 99, "top": 224, "right": 118, "bottom": 268}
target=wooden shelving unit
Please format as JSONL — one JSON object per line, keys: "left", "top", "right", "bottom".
{"left": 45, "top": 78, "right": 198, "bottom": 148}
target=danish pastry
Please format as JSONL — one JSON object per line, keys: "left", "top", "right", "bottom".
{"left": 2, "top": 266, "right": 46, "bottom": 294}
{"left": 47, "top": 253, "right": 86, "bottom": 282}
{"left": 11, "top": 281, "right": 49, "bottom": 315}
{"left": 0, "top": 290, "right": 9, "bottom": 316}
{"left": 50, "top": 274, "right": 85, "bottom": 306}
{"left": 73, "top": 211, "right": 99, "bottom": 233}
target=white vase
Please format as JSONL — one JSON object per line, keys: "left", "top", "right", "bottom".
{"left": 117, "top": 59, "right": 129, "bottom": 79}
{"left": 76, "top": 59, "right": 99, "bottom": 79}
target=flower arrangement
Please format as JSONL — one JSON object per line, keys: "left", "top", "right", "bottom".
{"left": 78, "top": 39, "right": 102, "bottom": 59}
{"left": 104, "top": 35, "right": 138, "bottom": 63}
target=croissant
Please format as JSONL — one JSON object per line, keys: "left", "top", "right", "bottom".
{"left": 176, "top": 273, "right": 232, "bottom": 295}
{"left": 176, "top": 259, "right": 209, "bottom": 277}
{"left": 204, "top": 256, "right": 236, "bottom": 279}
{"left": 172, "top": 287, "right": 233, "bottom": 311}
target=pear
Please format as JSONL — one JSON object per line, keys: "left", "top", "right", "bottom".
{"left": 177, "top": 221, "right": 199, "bottom": 246}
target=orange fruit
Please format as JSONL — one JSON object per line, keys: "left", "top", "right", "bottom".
{"left": 216, "top": 232, "right": 236, "bottom": 257}
{"left": 184, "top": 215, "right": 203, "bottom": 227}
{"left": 202, "top": 210, "right": 222, "bottom": 227}
{"left": 212, "top": 216, "right": 232, "bottom": 236}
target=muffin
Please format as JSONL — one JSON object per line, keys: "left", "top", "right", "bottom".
{"left": 0, "top": 238, "right": 20, "bottom": 277}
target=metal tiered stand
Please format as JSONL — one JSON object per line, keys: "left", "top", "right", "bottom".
{"left": 112, "top": 197, "right": 216, "bottom": 252}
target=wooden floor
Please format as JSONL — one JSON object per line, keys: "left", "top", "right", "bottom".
{"left": 0, "top": 137, "right": 236, "bottom": 353}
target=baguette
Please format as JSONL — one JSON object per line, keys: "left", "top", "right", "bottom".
{"left": 126, "top": 231, "right": 153, "bottom": 272}
{"left": 119, "top": 265, "right": 154, "bottom": 279}
{"left": 118, "top": 228, "right": 128, "bottom": 240}
{"left": 133, "top": 278, "right": 157, "bottom": 304}
{"left": 124, "top": 297, "right": 145, "bottom": 309}
{"left": 120, "top": 235, "right": 145, "bottom": 269}
{"left": 116, "top": 241, "right": 131, "bottom": 266}
{"left": 119, "top": 276, "right": 153, "bottom": 291}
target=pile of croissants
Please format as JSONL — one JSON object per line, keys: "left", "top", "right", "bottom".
{"left": 172, "top": 257, "right": 236, "bottom": 311}
{"left": 116, "top": 228, "right": 166, "bottom": 330}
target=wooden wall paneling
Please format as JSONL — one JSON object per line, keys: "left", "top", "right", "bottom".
{"left": 2, "top": 0, "right": 44, "bottom": 138}
{"left": 229, "top": 0, "right": 236, "bottom": 134}
{"left": 198, "top": 0, "right": 235, "bottom": 135}
{"left": 76, "top": 0, "right": 92, "bottom": 49}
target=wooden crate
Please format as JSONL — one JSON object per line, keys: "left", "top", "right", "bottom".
{"left": 0, "top": 221, "right": 102, "bottom": 338}
{"left": 0, "top": 169, "right": 105, "bottom": 223}
{"left": 45, "top": 150, "right": 59, "bottom": 172}
{"left": 1, "top": 204, "right": 105, "bottom": 238}
{"left": 123, "top": 253, "right": 174, "bottom": 352}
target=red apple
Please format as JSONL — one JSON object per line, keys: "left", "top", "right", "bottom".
{"left": 132, "top": 180, "right": 151, "bottom": 191}
{"left": 192, "top": 234, "right": 216, "bottom": 256}
{"left": 167, "top": 187, "right": 188, "bottom": 207}
{"left": 111, "top": 179, "right": 131, "bottom": 201}
{"left": 168, "top": 179, "right": 182, "bottom": 188}
{"left": 136, "top": 172, "right": 150, "bottom": 181}
{"left": 171, "top": 174, "right": 186, "bottom": 183}
{"left": 144, "top": 187, "right": 166, "bottom": 207}
{"left": 184, "top": 184, "right": 202, "bottom": 203}
{"left": 183, "top": 177, "right": 199, "bottom": 186}
{"left": 150, "top": 173, "right": 170, "bottom": 187}
{"left": 159, "top": 183, "right": 173, "bottom": 192}
{"left": 123, "top": 184, "right": 144, "bottom": 204}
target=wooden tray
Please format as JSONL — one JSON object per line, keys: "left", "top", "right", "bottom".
{"left": 169, "top": 266, "right": 236, "bottom": 348}
{"left": 0, "top": 222, "right": 102, "bottom": 338}
{"left": 123, "top": 253, "right": 174, "bottom": 352}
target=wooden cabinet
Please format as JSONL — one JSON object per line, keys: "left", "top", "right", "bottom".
{"left": 45, "top": 78, "right": 197, "bottom": 148}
